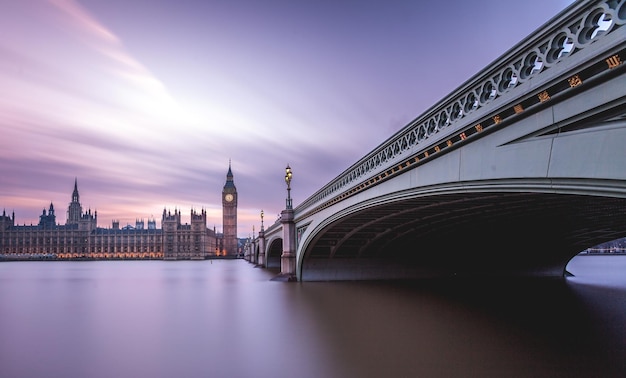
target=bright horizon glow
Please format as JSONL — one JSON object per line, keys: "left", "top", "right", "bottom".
{"left": 0, "top": 0, "right": 575, "bottom": 237}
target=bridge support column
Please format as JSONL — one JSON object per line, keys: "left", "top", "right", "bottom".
{"left": 257, "top": 229, "right": 266, "bottom": 267}
{"left": 247, "top": 239, "right": 255, "bottom": 263}
{"left": 279, "top": 208, "right": 297, "bottom": 280}
{"left": 243, "top": 240, "right": 250, "bottom": 262}
{"left": 250, "top": 239, "right": 257, "bottom": 264}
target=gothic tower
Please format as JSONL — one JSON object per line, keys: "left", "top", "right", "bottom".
{"left": 39, "top": 203, "right": 56, "bottom": 228}
{"left": 222, "top": 161, "right": 238, "bottom": 257}
{"left": 67, "top": 178, "right": 82, "bottom": 225}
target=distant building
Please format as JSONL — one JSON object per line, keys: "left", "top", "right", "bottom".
{"left": 162, "top": 208, "right": 214, "bottom": 260}
{"left": 221, "top": 161, "right": 238, "bottom": 257}
{"left": 0, "top": 166, "right": 238, "bottom": 260}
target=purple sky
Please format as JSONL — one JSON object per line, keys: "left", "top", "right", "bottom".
{"left": 1, "top": 0, "right": 574, "bottom": 237}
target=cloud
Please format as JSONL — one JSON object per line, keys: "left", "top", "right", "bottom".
{"left": 1, "top": 0, "right": 578, "bottom": 235}
{"left": 48, "top": 0, "right": 119, "bottom": 43}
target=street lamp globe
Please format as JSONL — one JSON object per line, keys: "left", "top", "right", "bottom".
{"left": 285, "top": 164, "right": 293, "bottom": 209}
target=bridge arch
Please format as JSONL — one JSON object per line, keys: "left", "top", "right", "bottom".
{"left": 253, "top": 243, "right": 260, "bottom": 264}
{"left": 297, "top": 178, "right": 626, "bottom": 281}
{"left": 265, "top": 237, "right": 282, "bottom": 269}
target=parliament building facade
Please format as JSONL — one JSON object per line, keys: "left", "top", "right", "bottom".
{"left": 0, "top": 166, "right": 239, "bottom": 260}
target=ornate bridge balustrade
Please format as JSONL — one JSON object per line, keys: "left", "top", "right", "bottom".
{"left": 260, "top": 0, "right": 626, "bottom": 281}
{"left": 297, "top": 0, "right": 625, "bottom": 218}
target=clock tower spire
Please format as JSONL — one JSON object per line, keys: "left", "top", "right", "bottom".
{"left": 222, "top": 160, "right": 238, "bottom": 257}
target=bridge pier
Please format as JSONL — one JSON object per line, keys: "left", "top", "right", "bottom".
{"left": 257, "top": 229, "right": 266, "bottom": 267}
{"left": 279, "top": 208, "right": 297, "bottom": 281}
{"left": 248, "top": 239, "right": 256, "bottom": 264}
{"left": 243, "top": 238, "right": 252, "bottom": 262}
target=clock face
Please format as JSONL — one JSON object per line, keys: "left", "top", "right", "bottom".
{"left": 225, "top": 194, "right": 234, "bottom": 202}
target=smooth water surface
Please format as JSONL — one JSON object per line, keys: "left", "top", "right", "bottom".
{"left": 1, "top": 257, "right": 625, "bottom": 377}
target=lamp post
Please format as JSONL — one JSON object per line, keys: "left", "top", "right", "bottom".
{"left": 279, "top": 164, "right": 296, "bottom": 280}
{"left": 285, "top": 164, "right": 293, "bottom": 209}
{"left": 257, "top": 209, "right": 266, "bottom": 266}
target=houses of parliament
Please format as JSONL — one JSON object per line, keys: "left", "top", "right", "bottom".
{"left": 0, "top": 165, "right": 240, "bottom": 260}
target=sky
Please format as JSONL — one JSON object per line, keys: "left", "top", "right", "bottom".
{"left": 0, "top": 0, "right": 575, "bottom": 237}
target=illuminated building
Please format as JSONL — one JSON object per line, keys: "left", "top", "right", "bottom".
{"left": 0, "top": 167, "right": 243, "bottom": 260}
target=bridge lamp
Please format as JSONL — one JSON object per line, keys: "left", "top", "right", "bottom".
{"left": 260, "top": 209, "right": 264, "bottom": 230}
{"left": 285, "top": 164, "right": 293, "bottom": 209}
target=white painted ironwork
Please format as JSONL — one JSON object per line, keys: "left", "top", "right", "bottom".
{"left": 295, "top": 0, "right": 625, "bottom": 214}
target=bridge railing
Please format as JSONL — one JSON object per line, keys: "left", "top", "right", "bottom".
{"left": 295, "top": 0, "right": 625, "bottom": 216}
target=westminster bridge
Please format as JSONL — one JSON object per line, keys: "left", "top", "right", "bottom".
{"left": 244, "top": 0, "right": 626, "bottom": 281}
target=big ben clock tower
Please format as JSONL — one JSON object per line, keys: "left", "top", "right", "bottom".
{"left": 222, "top": 161, "right": 238, "bottom": 257}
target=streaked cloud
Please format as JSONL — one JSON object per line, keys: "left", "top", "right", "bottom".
{"left": 0, "top": 0, "right": 575, "bottom": 235}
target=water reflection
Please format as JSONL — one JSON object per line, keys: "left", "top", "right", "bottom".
{"left": 0, "top": 258, "right": 624, "bottom": 377}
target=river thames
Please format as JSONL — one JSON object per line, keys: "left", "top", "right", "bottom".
{"left": 1, "top": 256, "right": 625, "bottom": 377}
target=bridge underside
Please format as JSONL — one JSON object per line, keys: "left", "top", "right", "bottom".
{"left": 301, "top": 192, "right": 626, "bottom": 281}
{"left": 266, "top": 239, "right": 282, "bottom": 269}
